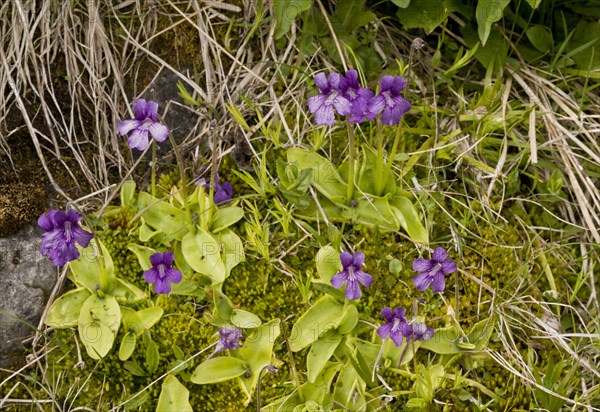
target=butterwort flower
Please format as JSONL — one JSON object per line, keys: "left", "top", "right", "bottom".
{"left": 341, "top": 70, "right": 374, "bottom": 123}
{"left": 330, "top": 251, "right": 374, "bottom": 300}
{"left": 367, "top": 76, "right": 411, "bottom": 125}
{"left": 377, "top": 307, "right": 413, "bottom": 347}
{"left": 409, "top": 322, "right": 434, "bottom": 342}
{"left": 196, "top": 173, "right": 233, "bottom": 204}
{"left": 215, "top": 326, "right": 243, "bottom": 352}
{"left": 118, "top": 99, "right": 169, "bottom": 151}
{"left": 38, "top": 209, "right": 94, "bottom": 266}
{"left": 143, "top": 252, "right": 182, "bottom": 294}
{"left": 412, "top": 247, "right": 457, "bottom": 292}
{"left": 307, "top": 72, "right": 352, "bottom": 126}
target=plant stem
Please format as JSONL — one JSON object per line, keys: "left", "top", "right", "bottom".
{"left": 346, "top": 123, "right": 356, "bottom": 204}
{"left": 168, "top": 134, "right": 194, "bottom": 230}
{"left": 375, "top": 120, "right": 384, "bottom": 196}
{"left": 151, "top": 140, "right": 157, "bottom": 198}
{"left": 382, "top": 122, "right": 404, "bottom": 193}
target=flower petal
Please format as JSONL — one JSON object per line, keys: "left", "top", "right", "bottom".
{"left": 344, "top": 70, "right": 359, "bottom": 89}
{"left": 393, "top": 307, "right": 406, "bottom": 319}
{"left": 313, "top": 73, "right": 329, "bottom": 92}
{"left": 144, "top": 268, "right": 158, "bottom": 284}
{"left": 307, "top": 95, "right": 325, "bottom": 113}
{"left": 355, "top": 270, "right": 373, "bottom": 288}
{"left": 380, "top": 76, "right": 395, "bottom": 92}
{"left": 381, "top": 307, "right": 393, "bottom": 321}
{"left": 166, "top": 268, "right": 182, "bottom": 283}
{"left": 162, "top": 252, "right": 175, "bottom": 267}
{"left": 340, "top": 252, "right": 353, "bottom": 269}
{"left": 145, "top": 101, "right": 159, "bottom": 121}
{"left": 442, "top": 258, "right": 457, "bottom": 274}
{"left": 148, "top": 122, "right": 169, "bottom": 142}
{"left": 328, "top": 73, "right": 343, "bottom": 91}
{"left": 72, "top": 226, "right": 94, "bottom": 247}
{"left": 117, "top": 119, "right": 141, "bottom": 136}
{"left": 390, "top": 76, "right": 406, "bottom": 94}
{"left": 377, "top": 322, "right": 392, "bottom": 339}
{"left": 150, "top": 252, "right": 164, "bottom": 267}
{"left": 133, "top": 99, "right": 147, "bottom": 119}
{"left": 413, "top": 271, "right": 432, "bottom": 291}
{"left": 399, "top": 321, "right": 413, "bottom": 338}
{"left": 333, "top": 96, "right": 352, "bottom": 116}
{"left": 389, "top": 329, "right": 404, "bottom": 347}
{"left": 314, "top": 105, "right": 335, "bottom": 126}
{"left": 330, "top": 271, "right": 348, "bottom": 289}
{"left": 381, "top": 106, "right": 402, "bottom": 125}
{"left": 432, "top": 247, "right": 448, "bottom": 263}
{"left": 352, "top": 251, "right": 365, "bottom": 267}
{"left": 367, "top": 94, "right": 386, "bottom": 116}
{"left": 413, "top": 258, "right": 434, "bottom": 272}
{"left": 128, "top": 128, "right": 149, "bottom": 151}
{"left": 38, "top": 212, "right": 54, "bottom": 231}
{"left": 344, "top": 279, "right": 361, "bottom": 300}
{"left": 153, "top": 278, "right": 171, "bottom": 294}
{"left": 430, "top": 272, "right": 446, "bottom": 293}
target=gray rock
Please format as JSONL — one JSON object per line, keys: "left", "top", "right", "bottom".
{"left": 0, "top": 224, "right": 56, "bottom": 365}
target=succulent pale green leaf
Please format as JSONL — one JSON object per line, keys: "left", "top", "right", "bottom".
{"left": 389, "top": 195, "right": 428, "bottom": 244}
{"left": 210, "top": 207, "right": 244, "bottom": 233}
{"left": 476, "top": 0, "right": 510, "bottom": 46}
{"left": 146, "top": 339, "right": 159, "bottom": 374}
{"left": 274, "top": 0, "right": 311, "bottom": 39}
{"left": 119, "top": 332, "right": 136, "bottom": 361}
{"left": 69, "top": 240, "right": 114, "bottom": 293}
{"left": 78, "top": 294, "right": 121, "bottom": 359}
{"left": 127, "top": 243, "right": 156, "bottom": 271}
{"left": 337, "top": 304, "right": 358, "bottom": 335}
{"left": 182, "top": 229, "right": 226, "bottom": 284}
{"left": 157, "top": 375, "right": 193, "bottom": 412}
{"left": 111, "top": 278, "right": 146, "bottom": 303}
{"left": 236, "top": 319, "right": 281, "bottom": 401}
{"left": 120, "top": 180, "right": 136, "bottom": 208}
{"left": 190, "top": 356, "right": 249, "bottom": 384}
{"left": 315, "top": 245, "right": 342, "bottom": 282}
{"left": 290, "top": 295, "right": 344, "bottom": 352}
{"left": 287, "top": 148, "right": 347, "bottom": 202}
{"left": 216, "top": 229, "right": 244, "bottom": 275}
{"left": 138, "top": 192, "right": 189, "bottom": 241}
{"left": 45, "top": 288, "right": 90, "bottom": 328}
{"left": 420, "top": 325, "right": 461, "bottom": 354}
{"left": 307, "top": 331, "right": 343, "bottom": 383}
{"left": 230, "top": 309, "right": 262, "bottom": 329}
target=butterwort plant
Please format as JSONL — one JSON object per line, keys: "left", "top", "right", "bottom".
{"left": 118, "top": 98, "right": 169, "bottom": 151}
{"left": 143, "top": 251, "right": 182, "bottom": 294}
{"left": 413, "top": 246, "right": 457, "bottom": 292}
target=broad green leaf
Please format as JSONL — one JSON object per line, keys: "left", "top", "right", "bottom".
{"left": 307, "top": 331, "right": 343, "bottom": 383}
{"left": 122, "top": 390, "right": 149, "bottom": 410}
{"left": 476, "top": 0, "right": 510, "bottom": 46}
{"left": 119, "top": 332, "right": 136, "bottom": 361}
{"left": 337, "top": 304, "right": 358, "bottom": 335}
{"left": 138, "top": 192, "right": 189, "bottom": 241}
{"left": 145, "top": 339, "right": 159, "bottom": 374}
{"left": 396, "top": 0, "right": 447, "bottom": 33}
{"left": 333, "top": 361, "right": 366, "bottom": 411}
{"left": 182, "top": 229, "right": 226, "bottom": 284}
{"left": 467, "top": 317, "right": 496, "bottom": 350}
{"left": 170, "top": 277, "right": 203, "bottom": 296}
{"left": 290, "top": 295, "right": 344, "bottom": 352}
{"left": 415, "top": 363, "right": 445, "bottom": 402}
{"left": 123, "top": 360, "right": 146, "bottom": 376}
{"left": 526, "top": 25, "right": 554, "bottom": 53}
{"left": 237, "top": 319, "right": 281, "bottom": 401}
{"left": 157, "top": 375, "right": 193, "bottom": 412}
{"left": 274, "top": 0, "right": 311, "bottom": 39}
{"left": 216, "top": 228, "right": 244, "bottom": 275}
{"left": 132, "top": 307, "right": 164, "bottom": 332}
{"left": 45, "top": 288, "right": 90, "bottom": 328}
{"left": 334, "top": 0, "right": 375, "bottom": 31}
{"left": 315, "top": 245, "right": 341, "bottom": 282}
{"left": 389, "top": 195, "right": 428, "bottom": 244}
{"left": 287, "top": 148, "right": 347, "bottom": 202}
{"left": 69, "top": 240, "right": 114, "bottom": 293}
{"left": 526, "top": 0, "right": 542, "bottom": 8}
{"left": 190, "top": 356, "right": 249, "bottom": 384}
{"left": 127, "top": 243, "right": 156, "bottom": 271}
{"left": 420, "top": 325, "right": 461, "bottom": 354}
{"left": 139, "top": 220, "right": 162, "bottom": 242}
{"left": 231, "top": 309, "right": 262, "bottom": 329}
{"left": 78, "top": 294, "right": 121, "bottom": 359}
{"left": 392, "top": 0, "right": 410, "bottom": 6}
{"left": 111, "top": 278, "right": 146, "bottom": 303}
{"left": 120, "top": 180, "right": 136, "bottom": 208}
{"left": 210, "top": 207, "right": 244, "bottom": 233}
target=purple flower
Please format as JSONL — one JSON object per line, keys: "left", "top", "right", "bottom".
{"left": 409, "top": 322, "right": 434, "bottom": 342}
{"left": 143, "top": 252, "right": 182, "bottom": 294}
{"left": 196, "top": 173, "right": 233, "bottom": 204}
{"left": 341, "top": 70, "right": 374, "bottom": 123}
{"left": 377, "top": 307, "right": 413, "bottom": 347}
{"left": 330, "top": 251, "right": 374, "bottom": 300}
{"left": 38, "top": 210, "right": 94, "bottom": 266}
{"left": 412, "top": 247, "right": 457, "bottom": 292}
{"left": 307, "top": 72, "right": 352, "bottom": 126}
{"left": 367, "top": 76, "right": 411, "bottom": 125}
{"left": 118, "top": 99, "right": 169, "bottom": 151}
{"left": 215, "top": 326, "right": 243, "bottom": 352}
